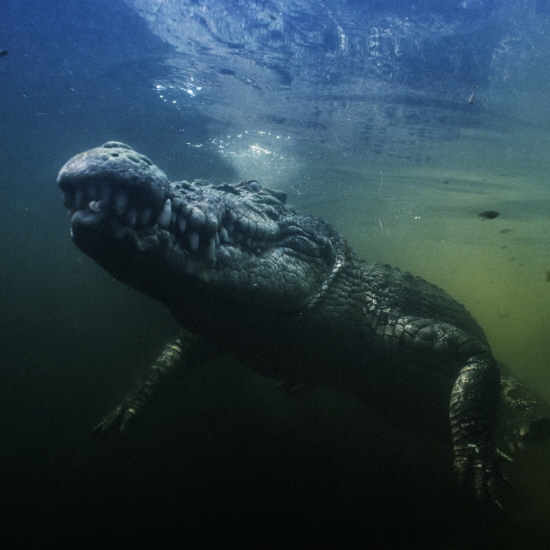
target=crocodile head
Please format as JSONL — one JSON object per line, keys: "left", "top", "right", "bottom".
{"left": 58, "top": 142, "right": 346, "bottom": 323}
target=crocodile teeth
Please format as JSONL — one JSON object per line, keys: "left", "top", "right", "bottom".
{"left": 115, "top": 192, "right": 128, "bottom": 216}
{"left": 206, "top": 237, "right": 216, "bottom": 264}
{"left": 127, "top": 208, "right": 137, "bottom": 228}
{"left": 140, "top": 209, "right": 151, "bottom": 226}
{"left": 178, "top": 216, "right": 187, "bottom": 233}
{"left": 86, "top": 184, "right": 98, "bottom": 201}
{"left": 189, "top": 232, "right": 199, "bottom": 252}
{"left": 188, "top": 207, "right": 206, "bottom": 230}
{"left": 89, "top": 200, "right": 101, "bottom": 212}
{"left": 220, "top": 227, "right": 229, "bottom": 243}
{"left": 65, "top": 178, "right": 272, "bottom": 266}
{"left": 158, "top": 199, "right": 172, "bottom": 228}
{"left": 100, "top": 185, "right": 112, "bottom": 204}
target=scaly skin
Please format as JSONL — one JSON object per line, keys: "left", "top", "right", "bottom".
{"left": 58, "top": 142, "right": 550, "bottom": 504}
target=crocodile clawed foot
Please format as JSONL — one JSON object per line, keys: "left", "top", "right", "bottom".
{"left": 90, "top": 403, "right": 137, "bottom": 436}
{"left": 454, "top": 443, "right": 510, "bottom": 508}
{"left": 505, "top": 416, "right": 550, "bottom": 454}
{"left": 496, "top": 448, "right": 514, "bottom": 463}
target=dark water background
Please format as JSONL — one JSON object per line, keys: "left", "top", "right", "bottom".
{"left": 1, "top": 0, "right": 550, "bottom": 547}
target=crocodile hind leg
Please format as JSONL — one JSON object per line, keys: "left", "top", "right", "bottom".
{"left": 497, "top": 361, "right": 550, "bottom": 453}
{"left": 395, "top": 316, "right": 503, "bottom": 502}
{"left": 449, "top": 352, "right": 502, "bottom": 502}
{"left": 91, "top": 330, "right": 215, "bottom": 435}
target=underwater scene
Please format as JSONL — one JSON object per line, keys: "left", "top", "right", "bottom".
{"left": 1, "top": 0, "right": 550, "bottom": 547}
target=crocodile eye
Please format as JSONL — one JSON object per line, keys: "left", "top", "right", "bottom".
{"left": 246, "top": 180, "right": 261, "bottom": 192}
{"left": 217, "top": 182, "right": 239, "bottom": 195}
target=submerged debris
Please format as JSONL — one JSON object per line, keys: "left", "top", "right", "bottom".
{"left": 468, "top": 86, "right": 476, "bottom": 105}
{"left": 546, "top": 271, "right": 550, "bottom": 282}
{"left": 0, "top": 49, "right": 8, "bottom": 57}
{"left": 478, "top": 210, "right": 500, "bottom": 219}
{"left": 499, "top": 228, "right": 513, "bottom": 234}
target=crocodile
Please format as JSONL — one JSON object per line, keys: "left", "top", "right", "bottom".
{"left": 58, "top": 142, "right": 550, "bottom": 505}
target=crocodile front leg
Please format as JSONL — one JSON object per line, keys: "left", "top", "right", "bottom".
{"left": 396, "top": 316, "right": 503, "bottom": 502}
{"left": 91, "top": 330, "right": 214, "bottom": 435}
{"left": 449, "top": 353, "right": 501, "bottom": 502}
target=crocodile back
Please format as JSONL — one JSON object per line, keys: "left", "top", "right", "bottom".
{"left": 362, "top": 263, "right": 489, "bottom": 347}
